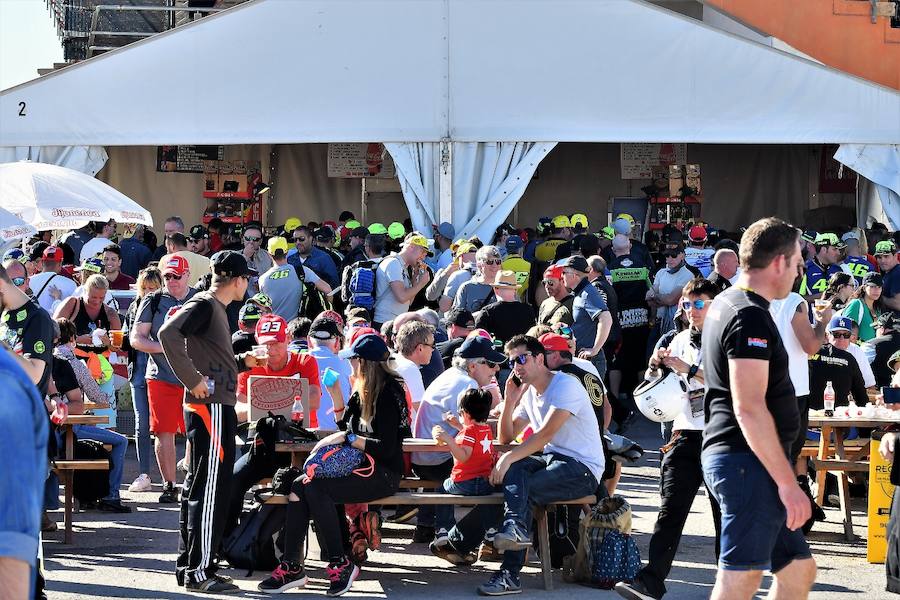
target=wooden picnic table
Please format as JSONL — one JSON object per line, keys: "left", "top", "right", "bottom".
{"left": 807, "top": 413, "right": 900, "bottom": 541}
{"left": 56, "top": 414, "right": 109, "bottom": 543}
{"left": 275, "top": 438, "right": 519, "bottom": 465}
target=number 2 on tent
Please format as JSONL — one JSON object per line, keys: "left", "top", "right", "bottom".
{"left": 18, "top": 102, "right": 26, "bottom": 117}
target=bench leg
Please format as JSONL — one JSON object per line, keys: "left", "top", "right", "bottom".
{"left": 63, "top": 471, "right": 73, "bottom": 545}
{"left": 535, "top": 507, "right": 552, "bottom": 591}
{"left": 837, "top": 472, "right": 856, "bottom": 541}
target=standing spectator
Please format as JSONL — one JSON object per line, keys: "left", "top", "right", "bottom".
{"left": 260, "top": 237, "right": 330, "bottom": 321}
{"left": 232, "top": 303, "right": 263, "bottom": 355}
{"left": 130, "top": 255, "right": 197, "bottom": 503}
{"left": 534, "top": 215, "right": 572, "bottom": 262}
{"left": 187, "top": 225, "right": 213, "bottom": 258}
{"left": 3, "top": 258, "right": 30, "bottom": 294}
{"left": 79, "top": 219, "right": 117, "bottom": 263}
{"left": 207, "top": 218, "right": 225, "bottom": 253}
{"left": 454, "top": 246, "right": 505, "bottom": 313}
{"left": 101, "top": 244, "right": 136, "bottom": 290}
{"left": 586, "top": 255, "right": 621, "bottom": 366}
{"left": 60, "top": 223, "right": 95, "bottom": 263}
{"left": 238, "top": 222, "right": 274, "bottom": 281}
{"left": 841, "top": 230, "right": 876, "bottom": 284}
{"left": 161, "top": 232, "right": 209, "bottom": 288}
{"left": 119, "top": 224, "right": 152, "bottom": 278}
{"left": 431, "top": 243, "right": 477, "bottom": 314}
{"left": 821, "top": 272, "right": 856, "bottom": 312}
{"left": 865, "top": 313, "right": 900, "bottom": 387}
{"left": 308, "top": 315, "right": 352, "bottom": 430}
{"left": 429, "top": 222, "right": 456, "bottom": 271}
{"left": 0, "top": 264, "right": 56, "bottom": 395}
{"left": 707, "top": 248, "right": 738, "bottom": 293}
{"left": 288, "top": 226, "right": 338, "bottom": 288}
{"left": 537, "top": 265, "right": 574, "bottom": 327}
{"left": 800, "top": 233, "right": 846, "bottom": 302}
{"left": 159, "top": 251, "right": 261, "bottom": 594}
{"left": 683, "top": 225, "right": 715, "bottom": 277}
{"left": 701, "top": 218, "right": 815, "bottom": 600}
{"left": 152, "top": 216, "right": 185, "bottom": 262}
{"left": 843, "top": 271, "right": 884, "bottom": 342}
{"left": 648, "top": 242, "right": 695, "bottom": 339}
{"left": 876, "top": 240, "right": 900, "bottom": 313}
{"left": 501, "top": 235, "right": 531, "bottom": 301}
{"left": 340, "top": 226, "right": 372, "bottom": 270}
{"left": 373, "top": 234, "right": 432, "bottom": 329}
{"left": 561, "top": 255, "right": 612, "bottom": 378}
{"left": 30, "top": 246, "right": 76, "bottom": 315}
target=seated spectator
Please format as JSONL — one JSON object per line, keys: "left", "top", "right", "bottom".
{"left": 808, "top": 316, "right": 870, "bottom": 410}
{"left": 101, "top": 244, "right": 136, "bottom": 291}
{"left": 429, "top": 242, "right": 477, "bottom": 314}
{"left": 821, "top": 272, "right": 856, "bottom": 313}
{"left": 391, "top": 320, "right": 434, "bottom": 413}
{"left": 437, "top": 308, "right": 476, "bottom": 368}
{"left": 233, "top": 303, "right": 263, "bottom": 355}
{"left": 453, "top": 246, "right": 504, "bottom": 313}
{"left": 474, "top": 270, "right": 536, "bottom": 345}
{"left": 308, "top": 315, "right": 352, "bottom": 430}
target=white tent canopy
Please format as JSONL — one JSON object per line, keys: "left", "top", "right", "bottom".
{"left": 1, "top": 0, "right": 898, "bottom": 146}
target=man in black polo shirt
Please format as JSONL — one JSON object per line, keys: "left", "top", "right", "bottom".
{"left": 700, "top": 218, "right": 815, "bottom": 600}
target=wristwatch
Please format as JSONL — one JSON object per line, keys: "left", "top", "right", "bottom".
{"left": 346, "top": 433, "right": 358, "bottom": 445}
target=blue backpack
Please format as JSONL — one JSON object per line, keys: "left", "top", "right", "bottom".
{"left": 303, "top": 443, "right": 375, "bottom": 480}
{"left": 590, "top": 529, "right": 641, "bottom": 589}
{"left": 348, "top": 260, "right": 379, "bottom": 311}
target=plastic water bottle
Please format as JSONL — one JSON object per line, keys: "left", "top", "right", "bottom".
{"left": 823, "top": 381, "right": 835, "bottom": 417}
{"left": 291, "top": 395, "right": 304, "bottom": 426}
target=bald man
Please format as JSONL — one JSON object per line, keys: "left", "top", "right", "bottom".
{"left": 708, "top": 249, "right": 738, "bottom": 293}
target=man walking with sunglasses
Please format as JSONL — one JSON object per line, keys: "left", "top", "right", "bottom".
{"left": 647, "top": 242, "right": 695, "bottom": 343}
{"left": 241, "top": 222, "right": 274, "bottom": 280}
{"left": 807, "top": 316, "right": 869, "bottom": 411}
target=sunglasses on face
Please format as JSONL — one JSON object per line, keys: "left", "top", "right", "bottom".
{"left": 481, "top": 259, "right": 502, "bottom": 266}
{"left": 542, "top": 279, "right": 557, "bottom": 285}
{"left": 294, "top": 237, "right": 307, "bottom": 243}
{"left": 244, "top": 236, "right": 262, "bottom": 243}
{"left": 507, "top": 352, "right": 534, "bottom": 369}
{"left": 12, "top": 277, "right": 25, "bottom": 287}
{"left": 664, "top": 252, "right": 680, "bottom": 258}
{"left": 831, "top": 331, "right": 851, "bottom": 339}
{"left": 164, "top": 274, "right": 183, "bottom": 281}
{"left": 681, "top": 299, "right": 707, "bottom": 311}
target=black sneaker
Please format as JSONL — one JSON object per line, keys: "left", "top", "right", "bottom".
{"left": 325, "top": 557, "right": 360, "bottom": 597}
{"left": 97, "top": 498, "right": 133, "bottom": 513}
{"left": 257, "top": 561, "right": 307, "bottom": 594}
{"left": 413, "top": 524, "right": 435, "bottom": 543}
{"left": 185, "top": 575, "right": 240, "bottom": 594}
{"left": 477, "top": 569, "right": 522, "bottom": 596}
{"left": 614, "top": 579, "right": 660, "bottom": 600}
{"left": 492, "top": 520, "right": 531, "bottom": 552}
{"left": 159, "top": 482, "right": 179, "bottom": 504}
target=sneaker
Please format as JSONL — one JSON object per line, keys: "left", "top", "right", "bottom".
{"left": 492, "top": 520, "right": 531, "bottom": 552}
{"left": 429, "top": 541, "right": 477, "bottom": 566}
{"left": 159, "top": 482, "right": 179, "bottom": 504}
{"left": 478, "top": 540, "right": 503, "bottom": 563}
{"left": 258, "top": 561, "right": 307, "bottom": 593}
{"left": 177, "top": 457, "right": 189, "bottom": 474}
{"left": 386, "top": 505, "right": 418, "bottom": 524}
{"left": 350, "top": 531, "right": 369, "bottom": 565}
{"left": 41, "top": 512, "right": 57, "bottom": 533}
{"left": 360, "top": 510, "right": 382, "bottom": 550}
{"left": 97, "top": 498, "right": 133, "bottom": 513}
{"left": 477, "top": 569, "right": 522, "bottom": 596}
{"left": 412, "top": 524, "right": 435, "bottom": 543}
{"left": 434, "top": 527, "right": 450, "bottom": 546}
{"left": 128, "top": 474, "right": 152, "bottom": 492}
{"left": 325, "top": 557, "right": 360, "bottom": 597}
{"left": 186, "top": 574, "right": 240, "bottom": 594}
{"left": 615, "top": 580, "right": 660, "bottom": 600}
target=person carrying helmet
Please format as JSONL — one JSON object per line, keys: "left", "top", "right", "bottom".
{"left": 616, "top": 277, "right": 722, "bottom": 600}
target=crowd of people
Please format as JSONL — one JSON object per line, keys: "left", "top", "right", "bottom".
{"left": 7, "top": 209, "right": 900, "bottom": 599}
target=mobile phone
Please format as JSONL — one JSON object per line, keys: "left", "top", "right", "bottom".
{"left": 511, "top": 374, "right": 522, "bottom": 386}
{"left": 882, "top": 386, "right": 900, "bottom": 404}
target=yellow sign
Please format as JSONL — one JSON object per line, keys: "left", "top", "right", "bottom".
{"left": 868, "top": 439, "right": 895, "bottom": 563}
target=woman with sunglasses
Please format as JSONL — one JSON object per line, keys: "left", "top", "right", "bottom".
{"left": 842, "top": 271, "right": 884, "bottom": 342}
{"left": 821, "top": 271, "right": 856, "bottom": 313}
{"left": 451, "top": 246, "right": 504, "bottom": 313}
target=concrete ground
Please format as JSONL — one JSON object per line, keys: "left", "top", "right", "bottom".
{"left": 42, "top": 419, "right": 892, "bottom": 599}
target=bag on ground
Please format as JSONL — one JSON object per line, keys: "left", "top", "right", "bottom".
{"left": 564, "top": 494, "right": 640, "bottom": 589}
{"left": 66, "top": 439, "right": 111, "bottom": 504}
{"left": 221, "top": 491, "right": 286, "bottom": 575}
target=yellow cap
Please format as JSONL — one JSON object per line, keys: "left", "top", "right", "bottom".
{"left": 405, "top": 233, "right": 434, "bottom": 256}
{"left": 615, "top": 213, "right": 635, "bottom": 225}
{"left": 454, "top": 242, "right": 477, "bottom": 257}
{"left": 551, "top": 215, "right": 571, "bottom": 229}
{"left": 570, "top": 213, "right": 588, "bottom": 230}
{"left": 267, "top": 236, "right": 289, "bottom": 255}
{"left": 284, "top": 217, "right": 302, "bottom": 233}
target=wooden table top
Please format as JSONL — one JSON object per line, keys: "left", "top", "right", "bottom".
{"left": 807, "top": 414, "right": 900, "bottom": 428}
{"left": 61, "top": 414, "right": 110, "bottom": 426}
{"left": 276, "top": 438, "right": 519, "bottom": 453}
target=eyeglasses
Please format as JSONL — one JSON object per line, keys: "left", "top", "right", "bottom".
{"left": 244, "top": 236, "right": 262, "bottom": 243}
{"left": 164, "top": 274, "right": 183, "bottom": 281}
{"left": 680, "top": 299, "right": 707, "bottom": 311}
{"left": 831, "top": 331, "right": 852, "bottom": 339}
{"left": 507, "top": 352, "right": 534, "bottom": 369}
{"left": 420, "top": 341, "right": 435, "bottom": 349}
{"left": 481, "top": 259, "right": 502, "bottom": 266}
{"left": 294, "top": 237, "right": 307, "bottom": 243}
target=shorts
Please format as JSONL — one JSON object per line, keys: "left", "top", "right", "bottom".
{"left": 702, "top": 451, "right": 811, "bottom": 572}
{"left": 148, "top": 379, "right": 186, "bottom": 435}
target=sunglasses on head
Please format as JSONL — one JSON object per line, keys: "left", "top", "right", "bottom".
{"left": 507, "top": 352, "right": 534, "bottom": 369}
{"left": 244, "top": 236, "right": 262, "bottom": 243}
{"left": 680, "top": 299, "right": 707, "bottom": 311}
{"left": 164, "top": 273, "right": 183, "bottom": 281}
{"left": 554, "top": 325, "right": 574, "bottom": 339}
{"left": 831, "top": 331, "right": 851, "bottom": 339}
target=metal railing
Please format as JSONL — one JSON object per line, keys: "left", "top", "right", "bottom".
{"left": 87, "top": 4, "right": 223, "bottom": 58}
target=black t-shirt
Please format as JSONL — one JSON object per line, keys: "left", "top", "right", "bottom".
{"left": 438, "top": 337, "right": 464, "bottom": 369}
{"left": 608, "top": 252, "right": 652, "bottom": 329}
{"left": 701, "top": 287, "right": 798, "bottom": 457}
{"left": 0, "top": 300, "right": 54, "bottom": 395}
{"left": 52, "top": 356, "right": 80, "bottom": 396}
{"left": 558, "top": 362, "right": 606, "bottom": 432}
{"left": 807, "top": 344, "right": 868, "bottom": 410}
{"left": 474, "top": 300, "right": 536, "bottom": 345}
{"left": 706, "top": 272, "right": 732, "bottom": 294}
{"left": 870, "top": 332, "right": 900, "bottom": 388}
{"left": 590, "top": 277, "right": 620, "bottom": 345}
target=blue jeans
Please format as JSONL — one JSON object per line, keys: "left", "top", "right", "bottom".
{"left": 73, "top": 425, "right": 128, "bottom": 501}
{"left": 447, "top": 452, "right": 600, "bottom": 575}
{"left": 435, "top": 476, "right": 495, "bottom": 531}
{"left": 590, "top": 351, "right": 607, "bottom": 380}
{"left": 131, "top": 358, "right": 153, "bottom": 476}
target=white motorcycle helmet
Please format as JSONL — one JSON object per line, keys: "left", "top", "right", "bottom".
{"left": 633, "top": 371, "right": 687, "bottom": 423}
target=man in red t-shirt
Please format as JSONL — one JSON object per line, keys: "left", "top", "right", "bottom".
{"left": 236, "top": 314, "right": 321, "bottom": 425}
{"left": 431, "top": 389, "right": 496, "bottom": 541}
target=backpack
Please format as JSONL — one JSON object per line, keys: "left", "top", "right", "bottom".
{"left": 531, "top": 504, "right": 582, "bottom": 568}
{"left": 564, "top": 495, "right": 640, "bottom": 589}
{"left": 347, "top": 259, "right": 379, "bottom": 312}
{"left": 67, "top": 439, "right": 111, "bottom": 504}
{"left": 221, "top": 490, "right": 286, "bottom": 575}
{"left": 302, "top": 443, "right": 375, "bottom": 480}
{"left": 293, "top": 264, "right": 330, "bottom": 320}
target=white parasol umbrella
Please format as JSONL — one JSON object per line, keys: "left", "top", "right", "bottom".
{"left": 0, "top": 206, "right": 38, "bottom": 250}
{"left": 0, "top": 161, "right": 153, "bottom": 230}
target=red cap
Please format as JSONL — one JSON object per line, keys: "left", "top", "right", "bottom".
{"left": 543, "top": 265, "right": 564, "bottom": 281}
{"left": 42, "top": 246, "right": 63, "bottom": 262}
{"left": 347, "top": 326, "right": 380, "bottom": 346}
{"left": 255, "top": 314, "right": 288, "bottom": 344}
{"left": 688, "top": 225, "right": 708, "bottom": 242}
{"left": 539, "top": 333, "right": 571, "bottom": 352}
{"left": 161, "top": 254, "right": 189, "bottom": 276}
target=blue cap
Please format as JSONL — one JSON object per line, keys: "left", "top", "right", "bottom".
{"left": 2, "top": 248, "right": 25, "bottom": 263}
{"left": 505, "top": 235, "right": 524, "bottom": 253}
{"left": 612, "top": 218, "right": 632, "bottom": 235}
{"left": 827, "top": 316, "right": 853, "bottom": 332}
{"left": 338, "top": 332, "right": 390, "bottom": 362}
{"left": 457, "top": 336, "right": 507, "bottom": 364}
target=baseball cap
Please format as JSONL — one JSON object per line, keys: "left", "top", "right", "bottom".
{"left": 841, "top": 231, "right": 861, "bottom": 244}
{"left": 551, "top": 215, "right": 571, "bottom": 229}
{"left": 445, "top": 308, "right": 475, "bottom": 329}
{"left": 454, "top": 242, "right": 476, "bottom": 258}
{"left": 615, "top": 213, "right": 635, "bottom": 225}
{"left": 815, "top": 232, "right": 844, "bottom": 248}
{"left": 284, "top": 217, "right": 302, "bottom": 234}
{"left": 404, "top": 233, "right": 433, "bottom": 256}
{"left": 267, "top": 236, "right": 289, "bottom": 256}
{"left": 212, "top": 251, "right": 251, "bottom": 277}
{"left": 314, "top": 227, "right": 335, "bottom": 241}
{"left": 345, "top": 220, "right": 362, "bottom": 230}
{"left": 368, "top": 223, "right": 388, "bottom": 235}
{"left": 801, "top": 229, "right": 818, "bottom": 244}
{"left": 612, "top": 218, "right": 632, "bottom": 236}
{"left": 862, "top": 271, "right": 884, "bottom": 287}
{"left": 388, "top": 222, "right": 406, "bottom": 240}
{"left": 875, "top": 240, "right": 897, "bottom": 256}
{"left": 433, "top": 222, "right": 455, "bottom": 240}
{"left": 238, "top": 303, "right": 263, "bottom": 326}
{"left": 505, "top": 235, "right": 524, "bottom": 254}
{"left": 338, "top": 332, "right": 390, "bottom": 361}
{"left": 42, "top": 246, "right": 64, "bottom": 262}
{"left": 256, "top": 314, "right": 288, "bottom": 344}
{"left": 600, "top": 226, "right": 615, "bottom": 241}
{"left": 663, "top": 241, "right": 685, "bottom": 255}
{"left": 889, "top": 349, "right": 900, "bottom": 371}
{"left": 249, "top": 293, "right": 273, "bottom": 309}
{"left": 538, "top": 333, "right": 571, "bottom": 353}
{"left": 688, "top": 225, "right": 708, "bottom": 243}
{"left": 543, "top": 265, "right": 564, "bottom": 281}
{"left": 75, "top": 256, "right": 104, "bottom": 274}
{"left": 2, "top": 248, "right": 25, "bottom": 263}
{"left": 27, "top": 242, "right": 49, "bottom": 263}
{"left": 827, "top": 316, "right": 853, "bottom": 332}
{"left": 350, "top": 226, "right": 369, "bottom": 239}
{"left": 537, "top": 216, "right": 552, "bottom": 235}
{"left": 570, "top": 214, "right": 588, "bottom": 231}
{"left": 339, "top": 211, "right": 355, "bottom": 222}
{"left": 309, "top": 316, "right": 343, "bottom": 340}
{"left": 562, "top": 255, "right": 589, "bottom": 273}
{"left": 457, "top": 336, "right": 506, "bottom": 364}
{"left": 161, "top": 255, "right": 189, "bottom": 276}
{"left": 188, "top": 225, "right": 209, "bottom": 240}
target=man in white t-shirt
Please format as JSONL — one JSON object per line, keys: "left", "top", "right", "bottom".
{"left": 372, "top": 234, "right": 432, "bottom": 328}
{"left": 391, "top": 320, "right": 434, "bottom": 413}
{"left": 79, "top": 219, "right": 116, "bottom": 263}
{"left": 683, "top": 225, "right": 715, "bottom": 277}
{"left": 30, "top": 246, "right": 76, "bottom": 314}
{"left": 438, "top": 334, "right": 603, "bottom": 595}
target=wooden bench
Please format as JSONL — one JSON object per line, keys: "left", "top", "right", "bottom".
{"left": 264, "top": 490, "right": 595, "bottom": 590}
{"left": 52, "top": 460, "right": 109, "bottom": 471}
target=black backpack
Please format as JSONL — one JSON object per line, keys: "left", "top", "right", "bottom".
{"left": 293, "top": 264, "right": 330, "bottom": 319}
{"left": 69, "top": 439, "right": 111, "bottom": 504}
{"left": 221, "top": 490, "right": 286, "bottom": 575}
{"left": 532, "top": 504, "right": 582, "bottom": 569}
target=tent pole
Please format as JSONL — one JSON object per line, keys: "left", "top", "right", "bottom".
{"left": 439, "top": 139, "right": 452, "bottom": 225}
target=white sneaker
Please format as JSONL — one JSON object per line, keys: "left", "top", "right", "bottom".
{"left": 128, "top": 474, "right": 152, "bottom": 492}
{"left": 177, "top": 458, "right": 189, "bottom": 474}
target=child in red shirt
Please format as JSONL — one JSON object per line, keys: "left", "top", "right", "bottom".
{"left": 431, "top": 389, "right": 497, "bottom": 542}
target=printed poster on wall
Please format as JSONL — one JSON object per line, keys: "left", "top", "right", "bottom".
{"left": 620, "top": 143, "right": 687, "bottom": 179}
{"left": 156, "top": 145, "right": 225, "bottom": 173}
{"left": 327, "top": 143, "right": 396, "bottom": 178}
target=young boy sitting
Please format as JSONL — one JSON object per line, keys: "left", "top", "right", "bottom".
{"left": 431, "top": 389, "right": 497, "bottom": 549}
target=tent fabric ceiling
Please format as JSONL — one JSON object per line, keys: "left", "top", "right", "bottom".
{"left": 1, "top": 0, "right": 898, "bottom": 147}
